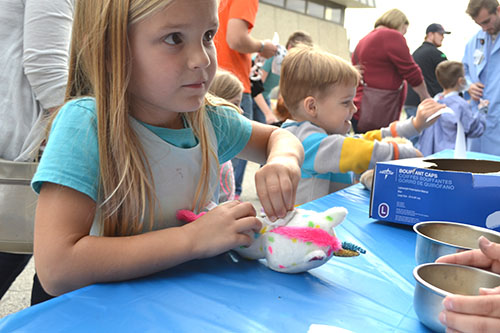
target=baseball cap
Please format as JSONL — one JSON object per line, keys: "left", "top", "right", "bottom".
{"left": 426, "top": 23, "right": 451, "bottom": 34}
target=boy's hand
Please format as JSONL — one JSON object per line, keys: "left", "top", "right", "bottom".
{"left": 254, "top": 156, "right": 301, "bottom": 221}
{"left": 413, "top": 98, "right": 446, "bottom": 132}
{"left": 478, "top": 98, "right": 490, "bottom": 110}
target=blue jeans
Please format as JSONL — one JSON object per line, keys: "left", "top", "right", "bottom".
{"left": 252, "top": 95, "right": 270, "bottom": 124}
{"left": 232, "top": 93, "right": 253, "bottom": 195}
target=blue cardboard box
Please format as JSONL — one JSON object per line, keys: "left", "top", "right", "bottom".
{"left": 370, "top": 158, "right": 500, "bottom": 231}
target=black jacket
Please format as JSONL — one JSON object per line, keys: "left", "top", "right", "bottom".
{"left": 405, "top": 42, "right": 447, "bottom": 106}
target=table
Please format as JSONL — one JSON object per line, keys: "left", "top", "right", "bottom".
{"left": 1, "top": 150, "right": 498, "bottom": 332}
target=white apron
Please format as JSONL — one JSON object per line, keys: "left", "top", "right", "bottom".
{"left": 91, "top": 117, "right": 219, "bottom": 235}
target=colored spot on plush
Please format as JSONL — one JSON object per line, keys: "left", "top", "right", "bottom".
{"left": 268, "top": 236, "right": 275, "bottom": 243}
{"left": 279, "top": 265, "right": 286, "bottom": 269}
{"left": 308, "top": 221, "right": 314, "bottom": 228}
{"left": 326, "top": 216, "right": 333, "bottom": 222}
{"left": 306, "top": 242, "right": 312, "bottom": 246}
{"left": 327, "top": 248, "right": 333, "bottom": 257}
{"left": 260, "top": 227, "right": 268, "bottom": 234}
{"left": 292, "top": 238, "right": 297, "bottom": 243}
{"left": 315, "top": 225, "right": 320, "bottom": 228}
{"left": 254, "top": 232, "right": 260, "bottom": 239}
{"left": 259, "top": 246, "right": 263, "bottom": 253}
{"left": 268, "top": 246, "right": 273, "bottom": 254}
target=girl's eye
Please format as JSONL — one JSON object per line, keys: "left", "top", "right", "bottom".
{"left": 164, "top": 33, "right": 182, "bottom": 45}
{"left": 204, "top": 30, "right": 215, "bottom": 42}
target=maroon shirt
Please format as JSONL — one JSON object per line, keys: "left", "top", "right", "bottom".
{"left": 352, "top": 27, "right": 423, "bottom": 121}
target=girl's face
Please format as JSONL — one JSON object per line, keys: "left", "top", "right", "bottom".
{"left": 127, "top": 0, "right": 218, "bottom": 128}
{"left": 313, "top": 84, "right": 357, "bottom": 135}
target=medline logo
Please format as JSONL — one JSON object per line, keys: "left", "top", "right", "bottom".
{"left": 379, "top": 168, "right": 394, "bottom": 179}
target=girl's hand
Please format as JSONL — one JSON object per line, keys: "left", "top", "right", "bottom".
{"left": 254, "top": 156, "right": 301, "bottom": 221}
{"left": 437, "top": 237, "right": 500, "bottom": 332}
{"left": 412, "top": 98, "right": 446, "bottom": 132}
{"left": 185, "top": 201, "right": 261, "bottom": 259}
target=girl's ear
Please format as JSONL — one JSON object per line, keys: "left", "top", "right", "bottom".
{"left": 303, "top": 96, "right": 317, "bottom": 117}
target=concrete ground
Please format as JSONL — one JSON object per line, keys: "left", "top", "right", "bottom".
{"left": 0, "top": 161, "right": 262, "bottom": 319}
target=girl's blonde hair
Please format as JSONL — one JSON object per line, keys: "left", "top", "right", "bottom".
{"left": 279, "top": 46, "right": 360, "bottom": 113}
{"left": 374, "top": 8, "right": 409, "bottom": 31}
{"left": 208, "top": 70, "right": 244, "bottom": 102}
{"left": 60, "top": 0, "right": 218, "bottom": 236}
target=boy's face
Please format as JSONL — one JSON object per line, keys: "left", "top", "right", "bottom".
{"left": 313, "top": 84, "right": 357, "bottom": 135}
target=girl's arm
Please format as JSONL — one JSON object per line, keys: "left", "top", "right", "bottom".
{"left": 34, "top": 183, "right": 261, "bottom": 296}
{"left": 236, "top": 122, "right": 303, "bottom": 221}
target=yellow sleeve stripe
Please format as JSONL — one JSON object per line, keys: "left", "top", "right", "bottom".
{"left": 361, "top": 129, "right": 382, "bottom": 141}
{"left": 339, "top": 137, "right": 375, "bottom": 174}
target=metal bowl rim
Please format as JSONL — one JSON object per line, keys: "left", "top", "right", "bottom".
{"left": 413, "top": 263, "right": 500, "bottom": 297}
{"left": 413, "top": 221, "right": 500, "bottom": 250}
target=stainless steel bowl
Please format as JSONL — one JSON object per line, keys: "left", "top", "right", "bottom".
{"left": 413, "top": 263, "right": 500, "bottom": 332}
{"left": 413, "top": 221, "right": 500, "bottom": 265}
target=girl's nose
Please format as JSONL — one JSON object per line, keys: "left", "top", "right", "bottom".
{"left": 189, "top": 44, "right": 211, "bottom": 70}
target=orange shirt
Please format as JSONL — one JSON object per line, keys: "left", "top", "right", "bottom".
{"left": 214, "top": 0, "right": 258, "bottom": 93}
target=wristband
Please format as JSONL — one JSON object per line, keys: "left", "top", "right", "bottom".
{"left": 258, "top": 41, "right": 265, "bottom": 53}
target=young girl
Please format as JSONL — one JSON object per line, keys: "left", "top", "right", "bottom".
{"left": 32, "top": 0, "right": 303, "bottom": 297}
{"left": 208, "top": 70, "right": 244, "bottom": 203}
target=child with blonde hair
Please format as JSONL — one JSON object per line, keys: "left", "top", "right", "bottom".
{"left": 31, "top": 0, "right": 303, "bottom": 297}
{"left": 280, "top": 46, "right": 444, "bottom": 205}
{"left": 208, "top": 70, "right": 244, "bottom": 202}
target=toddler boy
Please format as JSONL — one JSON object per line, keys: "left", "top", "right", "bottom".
{"left": 418, "top": 60, "right": 487, "bottom": 156}
{"left": 279, "top": 46, "right": 445, "bottom": 205}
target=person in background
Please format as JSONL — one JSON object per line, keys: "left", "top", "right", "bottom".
{"left": 249, "top": 54, "right": 279, "bottom": 125}
{"left": 214, "top": 0, "right": 277, "bottom": 200}
{"left": 436, "top": 236, "right": 500, "bottom": 332}
{"left": 279, "top": 46, "right": 444, "bottom": 205}
{"left": 352, "top": 8, "right": 430, "bottom": 133}
{"left": 0, "top": 0, "right": 73, "bottom": 305}
{"left": 254, "top": 31, "right": 314, "bottom": 125}
{"left": 418, "top": 61, "right": 487, "bottom": 156}
{"left": 208, "top": 70, "right": 244, "bottom": 203}
{"left": 405, "top": 23, "right": 450, "bottom": 120}
{"left": 463, "top": 0, "right": 500, "bottom": 156}
{"left": 31, "top": 0, "right": 303, "bottom": 298}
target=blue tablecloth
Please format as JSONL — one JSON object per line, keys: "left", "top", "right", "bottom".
{"left": 1, "top": 150, "right": 498, "bottom": 332}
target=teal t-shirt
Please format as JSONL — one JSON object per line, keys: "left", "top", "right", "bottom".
{"left": 32, "top": 97, "right": 252, "bottom": 201}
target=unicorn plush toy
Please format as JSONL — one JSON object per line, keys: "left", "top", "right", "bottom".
{"left": 178, "top": 206, "right": 355, "bottom": 274}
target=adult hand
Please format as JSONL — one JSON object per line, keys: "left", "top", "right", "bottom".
{"left": 436, "top": 236, "right": 500, "bottom": 332}
{"left": 259, "top": 40, "right": 277, "bottom": 59}
{"left": 468, "top": 82, "right": 484, "bottom": 101}
{"left": 436, "top": 236, "right": 500, "bottom": 273}
{"left": 412, "top": 98, "right": 446, "bottom": 132}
